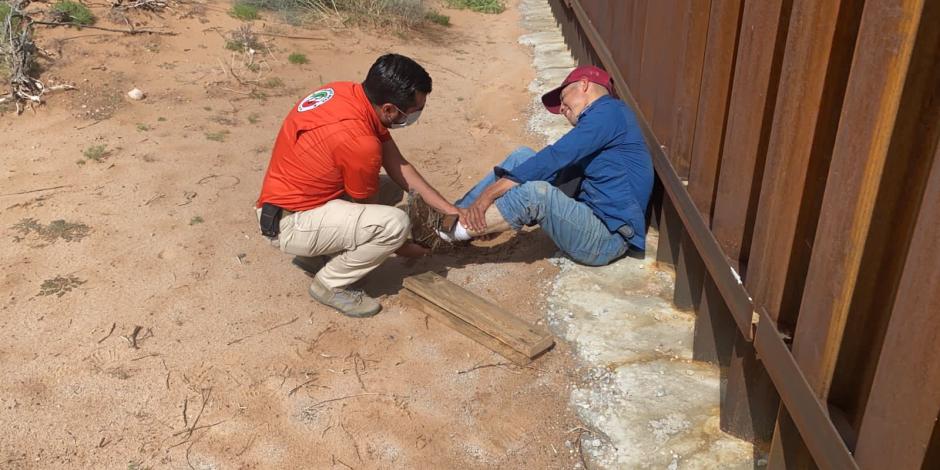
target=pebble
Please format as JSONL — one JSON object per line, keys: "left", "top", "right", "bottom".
{"left": 127, "top": 88, "right": 145, "bottom": 100}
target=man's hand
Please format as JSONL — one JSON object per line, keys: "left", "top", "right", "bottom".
{"left": 459, "top": 177, "right": 517, "bottom": 233}
{"left": 462, "top": 197, "right": 493, "bottom": 233}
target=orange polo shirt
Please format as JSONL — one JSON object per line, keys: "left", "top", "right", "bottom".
{"left": 257, "top": 82, "right": 391, "bottom": 211}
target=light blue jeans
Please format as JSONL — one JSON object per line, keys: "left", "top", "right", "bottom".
{"left": 456, "top": 147, "right": 628, "bottom": 266}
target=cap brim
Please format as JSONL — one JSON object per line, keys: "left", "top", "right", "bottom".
{"left": 541, "top": 85, "right": 564, "bottom": 114}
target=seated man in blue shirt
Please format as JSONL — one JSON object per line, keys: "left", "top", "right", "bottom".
{"left": 431, "top": 65, "right": 654, "bottom": 266}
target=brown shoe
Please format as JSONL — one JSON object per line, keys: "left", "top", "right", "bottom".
{"left": 406, "top": 192, "right": 458, "bottom": 251}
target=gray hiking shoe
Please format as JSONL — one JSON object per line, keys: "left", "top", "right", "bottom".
{"left": 308, "top": 277, "right": 381, "bottom": 318}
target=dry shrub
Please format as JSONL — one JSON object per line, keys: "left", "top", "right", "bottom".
{"left": 238, "top": 0, "right": 429, "bottom": 30}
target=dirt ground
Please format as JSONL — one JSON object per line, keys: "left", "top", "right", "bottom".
{"left": 0, "top": 1, "right": 587, "bottom": 468}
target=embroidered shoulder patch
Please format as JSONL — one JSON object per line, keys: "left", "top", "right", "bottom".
{"left": 298, "top": 88, "right": 335, "bottom": 112}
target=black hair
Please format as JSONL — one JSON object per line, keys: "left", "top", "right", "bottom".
{"left": 362, "top": 53, "right": 432, "bottom": 110}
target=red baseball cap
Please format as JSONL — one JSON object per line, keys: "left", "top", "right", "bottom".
{"left": 541, "top": 65, "right": 613, "bottom": 114}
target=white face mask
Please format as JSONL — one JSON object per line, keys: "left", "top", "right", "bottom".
{"left": 389, "top": 106, "right": 422, "bottom": 129}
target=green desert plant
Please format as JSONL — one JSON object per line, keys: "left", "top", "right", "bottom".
{"left": 51, "top": 0, "right": 95, "bottom": 25}
{"left": 288, "top": 52, "right": 308, "bottom": 64}
{"left": 446, "top": 0, "right": 504, "bottom": 14}
{"left": 82, "top": 144, "right": 109, "bottom": 162}
{"left": 425, "top": 10, "right": 450, "bottom": 26}
{"left": 229, "top": 2, "right": 260, "bottom": 20}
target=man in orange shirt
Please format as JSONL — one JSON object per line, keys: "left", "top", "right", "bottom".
{"left": 256, "top": 54, "right": 459, "bottom": 318}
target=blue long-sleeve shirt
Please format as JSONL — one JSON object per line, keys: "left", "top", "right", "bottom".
{"left": 496, "top": 95, "right": 654, "bottom": 250}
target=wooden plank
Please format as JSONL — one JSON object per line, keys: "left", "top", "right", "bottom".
{"left": 400, "top": 290, "right": 532, "bottom": 367}
{"left": 856, "top": 135, "right": 940, "bottom": 469}
{"left": 668, "top": 0, "right": 711, "bottom": 179}
{"left": 710, "top": 0, "right": 791, "bottom": 268}
{"left": 402, "top": 273, "right": 553, "bottom": 358}
{"left": 687, "top": 0, "right": 743, "bottom": 220}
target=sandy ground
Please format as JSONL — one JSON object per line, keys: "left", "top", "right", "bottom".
{"left": 0, "top": 1, "right": 586, "bottom": 468}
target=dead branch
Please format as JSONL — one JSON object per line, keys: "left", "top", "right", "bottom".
{"left": 75, "top": 119, "right": 104, "bottom": 130}
{"left": 2, "top": 1, "right": 46, "bottom": 112}
{"left": 255, "top": 31, "right": 327, "bottom": 41}
{"left": 457, "top": 362, "right": 515, "bottom": 374}
{"left": 287, "top": 375, "right": 318, "bottom": 397}
{"left": 0, "top": 2, "right": 79, "bottom": 113}
{"left": 235, "top": 435, "right": 255, "bottom": 457}
{"left": 174, "top": 387, "right": 211, "bottom": 439}
{"left": 307, "top": 392, "right": 381, "bottom": 409}
{"left": 32, "top": 20, "right": 176, "bottom": 35}
{"left": 196, "top": 174, "right": 240, "bottom": 188}
{"left": 122, "top": 325, "right": 146, "bottom": 348}
{"left": 182, "top": 397, "right": 189, "bottom": 428}
{"left": 352, "top": 355, "right": 366, "bottom": 390}
{"left": 227, "top": 316, "right": 299, "bottom": 346}
{"left": 0, "top": 184, "right": 71, "bottom": 197}
{"left": 130, "top": 353, "right": 160, "bottom": 361}
{"left": 306, "top": 323, "right": 336, "bottom": 350}
{"left": 340, "top": 421, "right": 363, "bottom": 463}
{"left": 332, "top": 455, "right": 353, "bottom": 470}
{"left": 111, "top": 0, "right": 168, "bottom": 12}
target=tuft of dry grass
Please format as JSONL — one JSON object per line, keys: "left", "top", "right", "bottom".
{"left": 445, "top": 0, "right": 504, "bottom": 14}
{"left": 235, "top": 0, "right": 436, "bottom": 30}
{"left": 205, "top": 130, "right": 229, "bottom": 142}
{"left": 83, "top": 144, "right": 110, "bottom": 162}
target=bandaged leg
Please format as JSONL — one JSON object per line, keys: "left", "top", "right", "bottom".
{"left": 437, "top": 206, "right": 511, "bottom": 242}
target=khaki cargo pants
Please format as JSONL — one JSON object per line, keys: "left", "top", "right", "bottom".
{"left": 257, "top": 180, "right": 409, "bottom": 290}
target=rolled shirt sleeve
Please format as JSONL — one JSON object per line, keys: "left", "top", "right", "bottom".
{"left": 496, "top": 109, "right": 615, "bottom": 183}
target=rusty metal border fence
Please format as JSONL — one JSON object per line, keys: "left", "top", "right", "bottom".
{"left": 546, "top": 0, "right": 940, "bottom": 468}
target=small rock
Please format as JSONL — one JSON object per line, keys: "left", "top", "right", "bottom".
{"left": 127, "top": 88, "right": 145, "bottom": 100}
